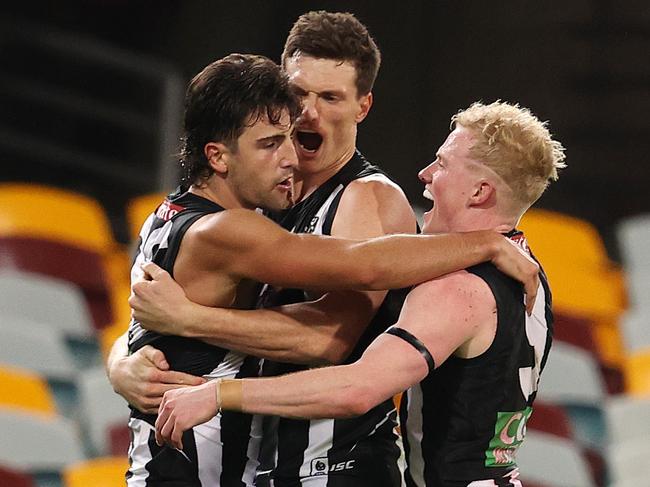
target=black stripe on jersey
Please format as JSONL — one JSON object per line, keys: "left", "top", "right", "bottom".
{"left": 386, "top": 326, "right": 435, "bottom": 373}
{"left": 143, "top": 425, "right": 200, "bottom": 486}
{"left": 329, "top": 408, "right": 402, "bottom": 487}
{"left": 220, "top": 355, "right": 263, "bottom": 486}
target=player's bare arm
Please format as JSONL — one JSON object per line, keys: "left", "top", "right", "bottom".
{"left": 132, "top": 178, "right": 532, "bottom": 365}
{"left": 154, "top": 270, "right": 497, "bottom": 449}
{"left": 186, "top": 202, "right": 538, "bottom": 296}
{"left": 132, "top": 177, "right": 414, "bottom": 365}
{"left": 105, "top": 332, "right": 206, "bottom": 414}
{"left": 132, "top": 184, "right": 536, "bottom": 352}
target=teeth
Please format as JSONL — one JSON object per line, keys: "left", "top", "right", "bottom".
{"left": 422, "top": 188, "right": 434, "bottom": 201}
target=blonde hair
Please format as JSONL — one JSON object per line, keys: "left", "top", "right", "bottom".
{"left": 452, "top": 101, "right": 566, "bottom": 209}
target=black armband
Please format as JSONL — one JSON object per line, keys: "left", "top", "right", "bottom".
{"left": 385, "top": 326, "right": 435, "bottom": 374}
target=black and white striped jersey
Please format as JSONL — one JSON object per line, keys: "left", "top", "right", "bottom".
{"left": 126, "top": 188, "right": 263, "bottom": 487}
{"left": 256, "top": 151, "right": 407, "bottom": 487}
{"left": 400, "top": 232, "right": 553, "bottom": 487}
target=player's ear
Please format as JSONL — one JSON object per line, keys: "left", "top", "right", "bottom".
{"left": 204, "top": 142, "right": 229, "bottom": 174}
{"left": 469, "top": 180, "right": 495, "bottom": 207}
{"left": 355, "top": 92, "right": 373, "bottom": 123}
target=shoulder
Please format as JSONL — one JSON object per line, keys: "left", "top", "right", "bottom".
{"left": 185, "top": 208, "right": 278, "bottom": 250}
{"left": 343, "top": 174, "right": 409, "bottom": 207}
{"left": 333, "top": 174, "right": 416, "bottom": 236}
{"left": 396, "top": 271, "right": 497, "bottom": 364}
{"left": 407, "top": 271, "right": 496, "bottom": 318}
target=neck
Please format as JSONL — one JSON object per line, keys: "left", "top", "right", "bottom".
{"left": 451, "top": 209, "right": 518, "bottom": 234}
{"left": 189, "top": 176, "right": 251, "bottom": 210}
{"left": 294, "top": 144, "right": 356, "bottom": 202}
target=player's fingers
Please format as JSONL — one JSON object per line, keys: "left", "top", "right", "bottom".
{"left": 137, "top": 397, "right": 163, "bottom": 414}
{"left": 171, "top": 421, "right": 184, "bottom": 451}
{"left": 155, "top": 398, "right": 169, "bottom": 446}
{"left": 141, "top": 262, "right": 170, "bottom": 281}
{"left": 140, "top": 382, "right": 196, "bottom": 402}
{"left": 160, "top": 371, "right": 206, "bottom": 386}
{"left": 524, "top": 274, "right": 539, "bottom": 315}
{"left": 155, "top": 418, "right": 164, "bottom": 447}
{"left": 140, "top": 346, "right": 170, "bottom": 370}
{"left": 130, "top": 281, "right": 147, "bottom": 298}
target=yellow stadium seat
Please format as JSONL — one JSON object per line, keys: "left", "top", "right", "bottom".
{"left": 0, "top": 183, "right": 132, "bottom": 330}
{"left": 519, "top": 209, "right": 626, "bottom": 317}
{"left": 520, "top": 209, "right": 611, "bottom": 270}
{"left": 0, "top": 365, "right": 56, "bottom": 416}
{"left": 63, "top": 456, "right": 129, "bottom": 487}
{"left": 126, "top": 191, "right": 169, "bottom": 242}
{"left": 519, "top": 209, "right": 627, "bottom": 365}
{"left": 624, "top": 349, "right": 650, "bottom": 397}
{"left": 593, "top": 318, "right": 626, "bottom": 368}
{"left": 0, "top": 183, "right": 118, "bottom": 254}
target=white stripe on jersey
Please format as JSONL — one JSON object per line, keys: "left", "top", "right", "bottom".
{"left": 242, "top": 414, "right": 264, "bottom": 486}
{"left": 194, "top": 415, "right": 224, "bottom": 485}
{"left": 519, "top": 283, "right": 548, "bottom": 400}
{"left": 365, "top": 404, "right": 397, "bottom": 440}
{"left": 405, "top": 386, "right": 426, "bottom": 487}
{"left": 297, "top": 418, "right": 335, "bottom": 483}
{"left": 293, "top": 185, "right": 347, "bottom": 485}
{"left": 128, "top": 213, "right": 174, "bottom": 347}
{"left": 131, "top": 215, "right": 173, "bottom": 283}
{"left": 203, "top": 350, "right": 247, "bottom": 380}
{"left": 127, "top": 417, "right": 153, "bottom": 487}
{"left": 300, "top": 184, "right": 345, "bottom": 234}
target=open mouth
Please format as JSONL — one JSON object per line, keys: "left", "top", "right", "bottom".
{"left": 276, "top": 176, "right": 293, "bottom": 191}
{"left": 296, "top": 130, "right": 323, "bottom": 153}
{"left": 423, "top": 188, "right": 434, "bottom": 204}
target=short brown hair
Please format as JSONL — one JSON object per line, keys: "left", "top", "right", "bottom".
{"left": 452, "top": 101, "right": 566, "bottom": 208}
{"left": 282, "top": 11, "right": 381, "bottom": 96}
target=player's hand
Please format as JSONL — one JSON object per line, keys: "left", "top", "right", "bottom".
{"left": 130, "top": 262, "right": 194, "bottom": 336}
{"left": 108, "top": 345, "right": 206, "bottom": 414}
{"left": 491, "top": 237, "right": 539, "bottom": 314}
{"left": 155, "top": 381, "right": 219, "bottom": 450}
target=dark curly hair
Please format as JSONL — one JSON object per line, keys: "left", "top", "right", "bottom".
{"left": 180, "top": 53, "right": 301, "bottom": 186}
{"left": 281, "top": 11, "right": 381, "bottom": 96}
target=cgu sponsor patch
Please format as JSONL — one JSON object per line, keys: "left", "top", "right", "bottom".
{"left": 485, "top": 407, "right": 532, "bottom": 467}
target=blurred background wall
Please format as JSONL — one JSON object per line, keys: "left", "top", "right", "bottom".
{"left": 1, "top": 0, "right": 648, "bottom": 256}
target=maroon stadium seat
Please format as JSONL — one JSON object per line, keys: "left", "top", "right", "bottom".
{"left": 108, "top": 422, "right": 131, "bottom": 456}
{"left": 554, "top": 312, "right": 624, "bottom": 394}
{"left": 528, "top": 402, "right": 573, "bottom": 439}
{"left": 0, "top": 465, "right": 35, "bottom": 487}
{"left": 0, "top": 237, "right": 113, "bottom": 329}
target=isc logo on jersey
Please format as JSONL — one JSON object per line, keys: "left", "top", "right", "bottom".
{"left": 309, "top": 458, "right": 355, "bottom": 476}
